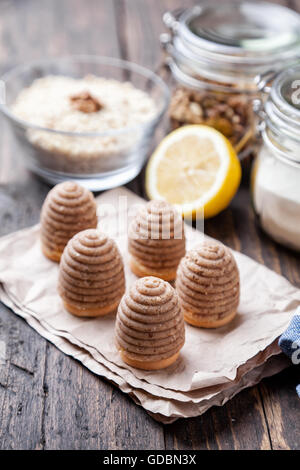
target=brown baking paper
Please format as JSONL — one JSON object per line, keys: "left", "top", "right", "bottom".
{"left": 0, "top": 187, "right": 298, "bottom": 421}
{"left": 0, "top": 285, "right": 290, "bottom": 423}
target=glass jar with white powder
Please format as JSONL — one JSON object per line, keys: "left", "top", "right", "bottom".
{"left": 252, "top": 65, "right": 300, "bottom": 251}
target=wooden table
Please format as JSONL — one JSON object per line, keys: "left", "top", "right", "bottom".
{"left": 0, "top": 0, "right": 299, "bottom": 450}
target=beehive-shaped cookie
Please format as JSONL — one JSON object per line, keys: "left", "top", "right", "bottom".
{"left": 128, "top": 200, "right": 185, "bottom": 281}
{"left": 58, "top": 229, "right": 125, "bottom": 317}
{"left": 115, "top": 276, "right": 185, "bottom": 370}
{"left": 40, "top": 181, "right": 98, "bottom": 262}
{"left": 176, "top": 240, "right": 240, "bottom": 328}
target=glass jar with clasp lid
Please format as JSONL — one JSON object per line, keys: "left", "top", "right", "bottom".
{"left": 160, "top": 0, "right": 300, "bottom": 162}
{"left": 251, "top": 65, "right": 300, "bottom": 251}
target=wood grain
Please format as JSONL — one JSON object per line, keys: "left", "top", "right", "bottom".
{"left": 0, "top": 306, "right": 47, "bottom": 449}
{"left": 164, "top": 386, "right": 272, "bottom": 450}
{"left": 0, "top": 0, "right": 299, "bottom": 450}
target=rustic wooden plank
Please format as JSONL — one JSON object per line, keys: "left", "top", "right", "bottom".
{"left": 0, "top": 0, "right": 165, "bottom": 450}
{"left": 0, "top": 0, "right": 299, "bottom": 451}
{"left": 122, "top": 0, "right": 279, "bottom": 451}
{"left": 0, "top": 0, "right": 120, "bottom": 61}
{"left": 116, "top": 0, "right": 182, "bottom": 69}
{"left": 0, "top": 121, "right": 50, "bottom": 449}
{"left": 0, "top": 0, "right": 121, "bottom": 184}
{"left": 42, "top": 347, "right": 164, "bottom": 450}
{"left": 165, "top": 386, "right": 271, "bottom": 450}
{"left": 118, "top": 0, "right": 195, "bottom": 197}
{"left": 204, "top": 186, "right": 300, "bottom": 450}
{"left": 32, "top": 0, "right": 163, "bottom": 451}
{"left": 0, "top": 304, "right": 47, "bottom": 450}
{"left": 205, "top": 187, "right": 300, "bottom": 451}
{"left": 259, "top": 367, "right": 300, "bottom": 450}
{"left": 0, "top": 177, "right": 48, "bottom": 234}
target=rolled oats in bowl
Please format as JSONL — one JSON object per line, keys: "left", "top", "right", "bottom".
{"left": 0, "top": 56, "right": 169, "bottom": 190}
{"left": 11, "top": 75, "right": 157, "bottom": 168}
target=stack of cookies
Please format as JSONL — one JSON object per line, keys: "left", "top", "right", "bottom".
{"left": 40, "top": 183, "right": 240, "bottom": 372}
{"left": 40, "top": 181, "right": 125, "bottom": 318}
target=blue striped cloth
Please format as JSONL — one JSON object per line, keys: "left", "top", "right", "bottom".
{"left": 278, "top": 307, "right": 300, "bottom": 397}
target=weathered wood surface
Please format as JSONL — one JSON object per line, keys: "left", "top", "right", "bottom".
{"left": 0, "top": 0, "right": 299, "bottom": 450}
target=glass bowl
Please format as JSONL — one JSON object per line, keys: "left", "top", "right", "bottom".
{"left": 0, "top": 56, "right": 170, "bottom": 191}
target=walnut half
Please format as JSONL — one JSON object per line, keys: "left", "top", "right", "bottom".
{"left": 70, "top": 91, "right": 103, "bottom": 113}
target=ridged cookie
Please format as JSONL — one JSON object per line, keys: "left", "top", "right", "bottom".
{"left": 58, "top": 229, "right": 125, "bottom": 317}
{"left": 176, "top": 240, "right": 240, "bottom": 328}
{"left": 128, "top": 200, "right": 185, "bottom": 281}
{"left": 115, "top": 276, "right": 185, "bottom": 370}
{"left": 40, "top": 181, "right": 98, "bottom": 262}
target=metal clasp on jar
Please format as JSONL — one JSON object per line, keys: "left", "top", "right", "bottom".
{"left": 253, "top": 68, "right": 287, "bottom": 134}
{"left": 254, "top": 69, "right": 279, "bottom": 94}
{"left": 162, "top": 8, "right": 185, "bottom": 33}
{"left": 255, "top": 58, "right": 300, "bottom": 93}
{"left": 160, "top": 8, "right": 185, "bottom": 54}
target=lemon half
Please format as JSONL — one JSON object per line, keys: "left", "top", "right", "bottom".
{"left": 146, "top": 125, "right": 241, "bottom": 218}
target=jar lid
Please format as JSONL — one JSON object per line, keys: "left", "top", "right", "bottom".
{"left": 165, "top": 1, "right": 300, "bottom": 86}
{"left": 181, "top": 1, "right": 300, "bottom": 59}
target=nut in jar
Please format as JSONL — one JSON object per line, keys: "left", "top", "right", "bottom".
{"left": 169, "top": 86, "right": 255, "bottom": 154}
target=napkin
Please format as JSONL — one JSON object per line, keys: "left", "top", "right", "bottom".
{"left": 279, "top": 306, "right": 300, "bottom": 397}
